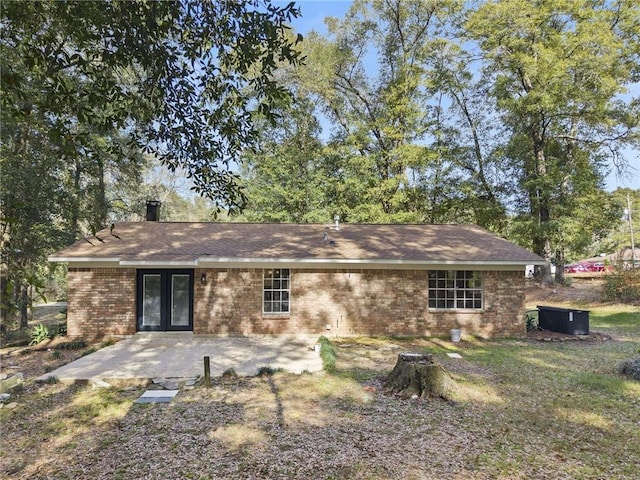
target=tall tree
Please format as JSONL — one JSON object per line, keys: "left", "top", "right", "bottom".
{"left": 467, "top": 0, "right": 640, "bottom": 284}
{"left": 240, "top": 97, "right": 328, "bottom": 222}
{"left": 295, "top": 0, "right": 463, "bottom": 223}
{"left": 592, "top": 188, "right": 640, "bottom": 259}
{"left": 1, "top": 0, "right": 303, "bottom": 328}
{"left": 2, "top": 0, "right": 303, "bottom": 209}
{"left": 426, "top": 42, "right": 512, "bottom": 232}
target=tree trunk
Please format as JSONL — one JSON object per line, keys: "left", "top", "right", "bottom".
{"left": 384, "top": 352, "right": 453, "bottom": 400}
{"left": 528, "top": 131, "right": 554, "bottom": 287}
{"left": 19, "top": 284, "right": 28, "bottom": 330}
{"left": 555, "top": 247, "right": 567, "bottom": 286}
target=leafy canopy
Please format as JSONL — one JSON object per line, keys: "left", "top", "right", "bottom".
{"left": 1, "top": 0, "right": 304, "bottom": 211}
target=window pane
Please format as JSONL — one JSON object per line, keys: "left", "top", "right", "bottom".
{"left": 263, "top": 269, "right": 290, "bottom": 314}
{"left": 142, "top": 275, "right": 161, "bottom": 326}
{"left": 429, "top": 270, "right": 483, "bottom": 310}
{"left": 171, "top": 275, "right": 190, "bottom": 326}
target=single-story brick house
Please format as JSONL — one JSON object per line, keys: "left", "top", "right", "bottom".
{"left": 49, "top": 218, "right": 544, "bottom": 339}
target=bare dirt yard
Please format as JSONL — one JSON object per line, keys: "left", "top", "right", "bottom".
{"left": 0, "top": 305, "right": 110, "bottom": 381}
{"left": 525, "top": 276, "right": 606, "bottom": 306}
{"left": 1, "top": 282, "right": 638, "bottom": 480}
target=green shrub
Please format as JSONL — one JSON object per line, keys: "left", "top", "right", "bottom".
{"left": 319, "top": 336, "right": 337, "bottom": 374}
{"left": 603, "top": 267, "right": 640, "bottom": 304}
{"left": 30, "top": 322, "right": 68, "bottom": 346}
{"left": 525, "top": 310, "right": 539, "bottom": 332}
{"left": 29, "top": 323, "right": 50, "bottom": 345}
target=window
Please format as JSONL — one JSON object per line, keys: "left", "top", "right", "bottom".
{"left": 428, "top": 270, "right": 483, "bottom": 310}
{"left": 263, "top": 268, "right": 290, "bottom": 314}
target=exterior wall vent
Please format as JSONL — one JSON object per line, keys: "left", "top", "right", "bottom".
{"left": 146, "top": 201, "right": 161, "bottom": 221}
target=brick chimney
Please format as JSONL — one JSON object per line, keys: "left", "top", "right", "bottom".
{"left": 146, "top": 201, "right": 161, "bottom": 221}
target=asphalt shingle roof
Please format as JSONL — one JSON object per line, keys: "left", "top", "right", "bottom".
{"left": 49, "top": 222, "right": 544, "bottom": 266}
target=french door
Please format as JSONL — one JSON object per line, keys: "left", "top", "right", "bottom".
{"left": 137, "top": 270, "right": 193, "bottom": 332}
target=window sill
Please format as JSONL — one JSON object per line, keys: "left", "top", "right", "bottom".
{"left": 261, "top": 313, "right": 291, "bottom": 319}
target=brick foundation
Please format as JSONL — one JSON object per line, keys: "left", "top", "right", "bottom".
{"left": 67, "top": 267, "right": 525, "bottom": 339}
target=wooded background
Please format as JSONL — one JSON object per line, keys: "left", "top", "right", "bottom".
{"left": 2, "top": 0, "right": 639, "bottom": 328}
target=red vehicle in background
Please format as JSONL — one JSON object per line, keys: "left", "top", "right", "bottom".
{"left": 564, "top": 263, "right": 587, "bottom": 273}
{"left": 564, "top": 262, "right": 607, "bottom": 273}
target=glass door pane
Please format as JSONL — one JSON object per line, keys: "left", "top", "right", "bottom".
{"left": 170, "top": 274, "right": 190, "bottom": 327}
{"left": 142, "top": 274, "right": 162, "bottom": 327}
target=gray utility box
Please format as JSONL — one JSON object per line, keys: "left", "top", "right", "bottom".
{"left": 537, "top": 306, "right": 589, "bottom": 335}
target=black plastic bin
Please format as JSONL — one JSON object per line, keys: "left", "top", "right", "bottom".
{"left": 537, "top": 305, "right": 589, "bottom": 335}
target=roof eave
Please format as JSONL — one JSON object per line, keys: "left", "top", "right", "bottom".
{"left": 199, "top": 257, "right": 544, "bottom": 270}
{"left": 119, "top": 260, "right": 199, "bottom": 267}
{"left": 51, "top": 256, "right": 545, "bottom": 270}
{"left": 48, "top": 256, "right": 121, "bottom": 264}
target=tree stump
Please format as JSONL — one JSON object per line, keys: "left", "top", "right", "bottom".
{"left": 384, "top": 352, "right": 453, "bottom": 400}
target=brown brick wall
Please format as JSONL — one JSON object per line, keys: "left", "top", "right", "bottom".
{"left": 426, "top": 271, "right": 526, "bottom": 338}
{"left": 193, "top": 268, "right": 525, "bottom": 338}
{"left": 66, "top": 267, "right": 525, "bottom": 339}
{"left": 67, "top": 268, "right": 136, "bottom": 339}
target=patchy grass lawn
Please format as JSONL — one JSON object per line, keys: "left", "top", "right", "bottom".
{"left": 1, "top": 306, "right": 638, "bottom": 479}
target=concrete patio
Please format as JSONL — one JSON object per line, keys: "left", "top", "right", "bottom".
{"left": 36, "top": 333, "right": 324, "bottom": 385}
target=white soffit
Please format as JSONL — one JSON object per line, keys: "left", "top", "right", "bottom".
{"left": 50, "top": 255, "right": 544, "bottom": 270}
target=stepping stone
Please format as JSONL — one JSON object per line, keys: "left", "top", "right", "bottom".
{"left": 134, "top": 390, "right": 179, "bottom": 404}
{"left": 161, "top": 381, "right": 180, "bottom": 390}
{"left": 446, "top": 353, "right": 463, "bottom": 359}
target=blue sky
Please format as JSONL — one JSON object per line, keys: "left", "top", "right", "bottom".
{"left": 278, "top": 0, "right": 640, "bottom": 191}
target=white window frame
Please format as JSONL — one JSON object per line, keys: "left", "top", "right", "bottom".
{"left": 263, "top": 268, "right": 291, "bottom": 314}
{"left": 428, "top": 270, "right": 483, "bottom": 310}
